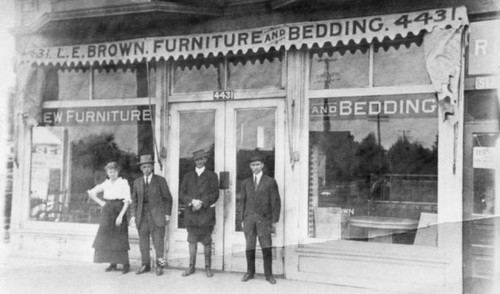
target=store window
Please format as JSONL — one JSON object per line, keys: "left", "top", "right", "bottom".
{"left": 29, "top": 105, "right": 154, "bottom": 223}
{"left": 308, "top": 94, "right": 438, "bottom": 245}
{"left": 43, "top": 62, "right": 155, "bottom": 101}
{"left": 471, "top": 133, "right": 499, "bottom": 215}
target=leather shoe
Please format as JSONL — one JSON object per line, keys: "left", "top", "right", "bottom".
{"left": 266, "top": 276, "right": 277, "bottom": 285}
{"left": 156, "top": 266, "right": 164, "bottom": 276}
{"left": 122, "top": 264, "right": 130, "bottom": 274}
{"left": 182, "top": 266, "right": 195, "bottom": 277}
{"left": 136, "top": 265, "right": 151, "bottom": 275}
{"left": 205, "top": 267, "right": 213, "bottom": 278}
{"left": 241, "top": 272, "right": 254, "bottom": 282}
{"left": 105, "top": 264, "right": 117, "bottom": 272}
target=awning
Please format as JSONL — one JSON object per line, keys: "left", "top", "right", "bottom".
{"left": 19, "top": 6, "right": 468, "bottom": 66}
{"left": 17, "top": 6, "right": 469, "bottom": 130}
{"left": 424, "top": 25, "right": 468, "bottom": 122}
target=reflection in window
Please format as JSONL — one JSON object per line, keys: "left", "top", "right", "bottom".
{"left": 472, "top": 133, "right": 499, "bottom": 215}
{"left": 29, "top": 106, "right": 153, "bottom": 223}
{"left": 310, "top": 45, "right": 369, "bottom": 90}
{"left": 173, "top": 58, "right": 222, "bottom": 93}
{"left": 235, "top": 108, "right": 275, "bottom": 231}
{"left": 373, "top": 36, "right": 430, "bottom": 86}
{"left": 177, "top": 111, "right": 215, "bottom": 229}
{"left": 308, "top": 94, "right": 438, "bottom": 245}
{"left": 228, "top": 50, "right": 282, "bottom": 90}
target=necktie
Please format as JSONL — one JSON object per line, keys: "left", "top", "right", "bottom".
{"left": 254, "top": 176, "right": 258, "bottom": 191}
{"left": 144, "top": 177, "right": 149, "bottom": 188}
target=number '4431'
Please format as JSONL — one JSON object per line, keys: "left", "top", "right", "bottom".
{"left": 394, "top": 12, "right": 434, "bottom": 29}
{"left": 213, "top": 90, "right": 234, "bottom": 100}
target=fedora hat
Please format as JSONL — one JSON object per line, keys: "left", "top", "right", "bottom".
{"left": 137, "top": 154, "right": 155, "bottom": 166}
{"left": 192, "top": 149, "right": 208, "bottom": 161}
{"left": 249, "top": 153, "right": 265, "bottom": 163}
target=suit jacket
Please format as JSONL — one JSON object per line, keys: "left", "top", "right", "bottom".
{"left": 131, "top": 174, "right": 172, "bottom": 227}
{"left": 240, "top": 174, "right": 281, "bottom": 236}
{"left": 180, "top": 169, "right": 219, "bottom": 227}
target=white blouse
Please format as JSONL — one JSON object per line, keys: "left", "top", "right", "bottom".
{"left": 89, "top": 177, "right": 131, "bottom": 203}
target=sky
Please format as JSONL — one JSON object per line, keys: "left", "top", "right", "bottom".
{"left": 0, "top": 0, "right": 15, "bottom": 241}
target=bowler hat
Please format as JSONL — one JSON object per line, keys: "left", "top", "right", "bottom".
{"left": 249, "top": 153, "right": 265, "bottom": 163}
{"left": 192, "top": 149, "right": 208, "bottom": 161}
{"left": 137, "top": 154, "right": 155, "bottom": 166}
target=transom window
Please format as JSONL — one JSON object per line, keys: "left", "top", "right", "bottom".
{"left": 43, "top": 62, "right": 156, "bottom": 101}
{"left": 172, "top": 49, "right": 283, "bottom": 93}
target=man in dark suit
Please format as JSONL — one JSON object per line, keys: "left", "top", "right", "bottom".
{"left": 180, "top": 149, "right": 219, "bottom": 278}
{"left": 240, "top": 153, "right": 281, "bottom": 285}
{"left": 130, "top": 154, "right": 172, "bottom": 276}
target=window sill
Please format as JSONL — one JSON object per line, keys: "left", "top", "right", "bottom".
{"left": 43, "top": 97, "right": 154, "bottom": 108}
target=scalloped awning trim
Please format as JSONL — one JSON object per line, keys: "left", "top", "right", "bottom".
{"left": 19, "top": 6, "right": 468, "bottom": 66}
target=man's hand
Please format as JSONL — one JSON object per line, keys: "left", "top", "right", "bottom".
{"left": 271, "top": 223, "right": 277, "bottom": 236}
{"left": 129, "top": 217, "right": 136, "bottom": 227}
{"left": 165, "top": 215, "right": 170, "bottom": 222}
{"left": 191, "top": 199, "right": 203, "bottom": 211}
{"left": 115, "top": 216, "right": 123, "bottom": 227}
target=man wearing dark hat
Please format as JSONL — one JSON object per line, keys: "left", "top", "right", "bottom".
{"left": 240, "top": 153, "right": 281, "bottom": 284}
{"left": 130, "top": 154, "right": 173, "bottom": 276}
{"left": 180, "top": 149, "right": 219, "bottom": 278}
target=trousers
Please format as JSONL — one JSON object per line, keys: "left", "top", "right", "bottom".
{"left": 138, "top": 208, "right": 165, "bottom": 265}
{"left": 244, "top": 222, "right": 273, "bottom": 277}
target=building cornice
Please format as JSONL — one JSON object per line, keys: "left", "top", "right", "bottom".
{"left": 14, "top": 2, "right": 223, "bottom": 35}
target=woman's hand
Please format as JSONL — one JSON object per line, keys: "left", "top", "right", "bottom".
{"left": 115, "top": 215, "right": 123, "bottom": 227}
{"left": 88, "top": 190, "right": 106, "bottom": 207}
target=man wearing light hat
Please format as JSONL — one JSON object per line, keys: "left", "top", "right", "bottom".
{"left": 180, "top": 149, "right": 219, "bottom": 278}
{"left": 130, "top": 154, "right": 172, "bottom": 276}
{"left": 240, "top": 153, "right": 281, "bottom": 285}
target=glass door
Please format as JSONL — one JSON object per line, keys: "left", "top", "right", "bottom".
{"left": 223, "top": 99, "right": 285, "bottom": 275}
{"left": 168, "top": 102, "right": 225, "bottom": 270}
{"left": 463, "top": 123, "right": 500, "bottom": 294}
{"left": 168, "top": 99, "right": 285, "bottom": 274}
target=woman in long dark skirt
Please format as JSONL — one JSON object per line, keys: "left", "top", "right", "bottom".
{"left": 87, "top": 162, "right": 131, "bottom": 274}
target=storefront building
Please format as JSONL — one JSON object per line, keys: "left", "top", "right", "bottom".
{"left": 10, "top": 0, "right": 499, "bottom": 293}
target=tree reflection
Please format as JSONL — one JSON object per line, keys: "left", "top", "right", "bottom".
{"left": 311, "top": 130, "right": 438, "bottom": 205}
{"left": 68, "top": 133, "right": 139, "bottom": 223}
{"left": 387, "top": 136, "right": 438, "bottom": 175}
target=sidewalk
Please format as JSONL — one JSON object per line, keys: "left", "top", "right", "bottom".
{"left": 0, "top": 253, "right": 393, "bottom": 294}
